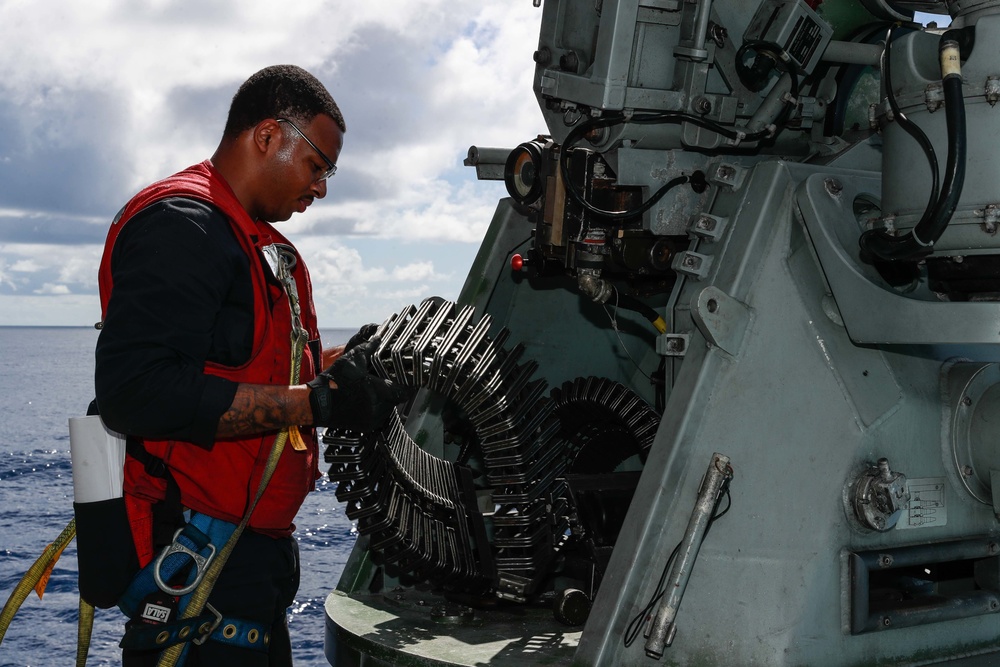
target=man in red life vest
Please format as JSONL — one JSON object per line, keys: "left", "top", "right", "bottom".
{"left": 95, "top": 64, "right": 405, "bottom": 666}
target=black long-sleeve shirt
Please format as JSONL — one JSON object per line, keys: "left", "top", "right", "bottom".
{"left": 95, "top": 197, "right": 253, "bottom": 447}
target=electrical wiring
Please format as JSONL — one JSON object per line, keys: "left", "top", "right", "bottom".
{"left": 859, "top": 25, "right": 940, "bottom": 259}
{"left": 557, "top": 40, "right": 801, "bottom": 223}
{"left": 603, "top": 287, "right": 653, "bottom": 382}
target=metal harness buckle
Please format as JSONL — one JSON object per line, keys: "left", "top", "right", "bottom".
{"left": 192, "top": 603, "right": 223, "bottom": 646}
{"left": 152, "top": 527, "right": 217, "bottom": 596}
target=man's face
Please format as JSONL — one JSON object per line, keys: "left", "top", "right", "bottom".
{"left": 259, "top": 114, "right": 344, "bottom": 223}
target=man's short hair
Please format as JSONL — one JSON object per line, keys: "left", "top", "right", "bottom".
{"left": 223, "top": 64, "right": 346, "bottom": 139}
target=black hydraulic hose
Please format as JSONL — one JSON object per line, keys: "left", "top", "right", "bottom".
{"left": 920, "top": 52, "right": 966, "bottom": 241}
{"left": 860, "top": 31, "right": 967, "bottom": 261}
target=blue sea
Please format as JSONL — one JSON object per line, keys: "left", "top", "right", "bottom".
{"left": 0, "top": 326, "right": 356, "bottom": 667}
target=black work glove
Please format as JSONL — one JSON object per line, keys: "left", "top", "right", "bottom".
{"left": 344, "top": 323, "right": 379, "bottom": 354}
{"left": 307, "top": 338, "right": 409, "bottom": 431}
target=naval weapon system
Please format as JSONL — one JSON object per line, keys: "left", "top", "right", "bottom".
{"left": 324, "top": 0, "right": 1000, "bottom": 664}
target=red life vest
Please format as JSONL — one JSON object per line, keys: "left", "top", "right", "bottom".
{"left": 98, "top": 160, "right": 321, "bottom": 563}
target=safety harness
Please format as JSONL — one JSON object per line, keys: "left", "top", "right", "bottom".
{"left": 117, "top": 242, "right": 310, "bottom": 666}
{"left": 0, "top": 169, "right": 318, "bottom": 667}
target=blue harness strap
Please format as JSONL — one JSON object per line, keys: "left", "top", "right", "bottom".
{"left": 117, "top": 512, "right": 268, "bottom": 654}
{"left": 120, "top": 607, "right": 270, "bottom": 653}
{"left": 119, "top": 512, "right": 235, "bottom": 617}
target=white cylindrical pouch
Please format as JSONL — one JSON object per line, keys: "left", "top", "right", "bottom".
{"left": 70, "top": 414, "right": 137, "bottom": 608}
{"left": 69, "top": 415, "right": 126, "bottom": 503}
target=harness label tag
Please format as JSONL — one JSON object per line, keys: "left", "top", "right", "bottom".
{"left": 141, "top": 602, "right": 173, "bottom": 623}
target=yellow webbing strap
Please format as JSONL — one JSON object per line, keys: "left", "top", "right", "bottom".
{"left": 0, "top": 519, "right": 77, "bottom": 644}
{"left": 77, "top": 596, "right": 94, "bottom": 667}
{"left": 156, "top": 329, "right": 307, "bottom": 667}
{"left": 1, "top": 246, "right": 313, "bottom": 667}
{"left": 0, "top": 518, "right": 96, "bottom": 666}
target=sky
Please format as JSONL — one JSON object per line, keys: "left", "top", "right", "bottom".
{"left": 0, "top": 3, "right": 951, "bottom": 327}
{"left": 0, "top": 1, "right": 546, "bottom": 327}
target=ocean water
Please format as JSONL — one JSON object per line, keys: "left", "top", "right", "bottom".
{"left": 0, "top": 326, "right": 356, "bottom": 667}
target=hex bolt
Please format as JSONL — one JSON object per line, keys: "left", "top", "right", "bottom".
{"left": 824, "top": 178, "right": 843, "bottom": 197}
{"left": 696, "top": 216, "right": 716, "bottom": 232}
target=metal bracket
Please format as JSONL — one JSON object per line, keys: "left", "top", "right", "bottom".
{"left": 709, "top": 162, "right": 747, "bottom": 190}
{"left": 690, "top": 286, "right": 751, "bottom": 355}
{"left": 688, "top": 213, "right": 728, "bottom": 242}
{"left": 657, "top": 333, "right": 690, "bottom": 357}
{"left": 672, "top": 251, "right": 713, "bottom": 280}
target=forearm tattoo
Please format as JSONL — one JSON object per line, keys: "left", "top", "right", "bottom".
{"left": 217, "top": 384, "right": 312, "bottom": 438}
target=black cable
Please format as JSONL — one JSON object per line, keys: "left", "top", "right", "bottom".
{"left": 824, "top": 22, "right": 893, "bottom": 137}
{"left": 735, "top": 40, "right": 802, "bottom": 104}
{"left": 623, "top": 471, "right": 733, "bottom": 648}
{"left": 653, "top": 357, "right": 667, "bottom": 413}
{"left": 558, "top": 113, "right": 693, "bottom": 221}
{"left": 860, "top": 28, "right": 967, "bottom": 261}
{"left": 859, "top": 25, "right": 939, "bottom": 260}
{"left": 557, "top": 41, "right": 801, "bottom": 223}
{"left": 615, "top": 292, "right": 665, "bottom": 329}
{"left": 481, "top": 236, "right": 532, "bottom": 315}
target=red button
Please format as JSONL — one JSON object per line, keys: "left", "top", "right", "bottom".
{"left": 511, "top": 254, "right": 524, "bottom": 271}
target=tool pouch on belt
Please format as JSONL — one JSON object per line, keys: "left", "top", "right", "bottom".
{"left": 74, "top": 497, "right": 140, "bottom": 608}
{"left": 71, "top": 402, "right": 140, "bottom": 608}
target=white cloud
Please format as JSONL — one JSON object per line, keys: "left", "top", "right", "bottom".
{"left": 0, "top": 1, "right": 547, "bottom": 325}
{"left": 35, "top": 283, "right": 71, "bottom": 295}
{"left": 9, "top": 258, "right": 42, "bottom": 272}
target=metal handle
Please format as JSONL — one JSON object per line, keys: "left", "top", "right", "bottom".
{"left": 645, "top": 452, "right": 732, "bottom": 658}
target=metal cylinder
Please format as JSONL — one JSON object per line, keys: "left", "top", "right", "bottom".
{"left": 644, "top": 453, "right": 732, "bottom": 658}
{"left": 822, "top": 40, "right": 884, "bottom": 67}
